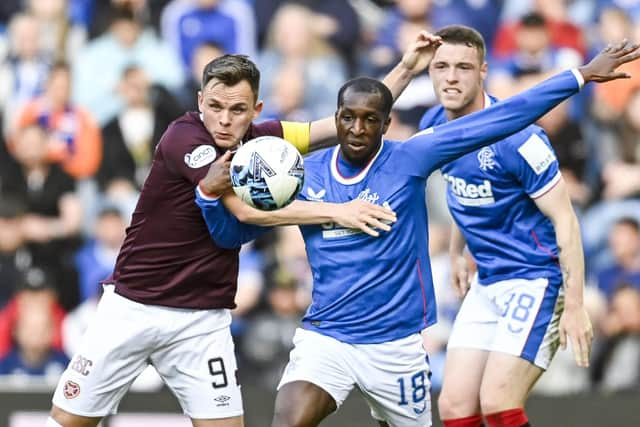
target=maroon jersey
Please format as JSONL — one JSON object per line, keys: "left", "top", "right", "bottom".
{"left": 107, "top": 112, "right": 284, "bottom": 309}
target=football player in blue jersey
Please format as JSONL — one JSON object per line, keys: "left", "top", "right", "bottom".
{"left": 197, "top": 39, "right": 640, "bottom": 427}
{"left": 418, "top": 25, "right": 600, "bottom": 427}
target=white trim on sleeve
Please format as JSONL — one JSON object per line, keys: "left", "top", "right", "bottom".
{"left": 530, "top": 171, "right": 562, "bottom": 199}
{"left": 570, "top": 69, "right": 585, "bottom": 89}
{"left": 196, "top": 185, "right": 221, "bottom": 201}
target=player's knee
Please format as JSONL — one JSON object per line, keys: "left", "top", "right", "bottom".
{"left": 479, "top": 392, "right": 520, "bottom": 415}
{"left": 50, "top": 405, "right": 101, "bottom": 427}
{"left": 438, "top": 389, "right": 467, "bottom": 419}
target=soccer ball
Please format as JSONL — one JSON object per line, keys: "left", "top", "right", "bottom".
{"left": 230, "top": 136, "right": 304, "bottom": 211}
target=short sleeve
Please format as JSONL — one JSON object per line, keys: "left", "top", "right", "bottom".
{"left": 160, "top": 121, "right": 218, "bottom": 186}
{"left": 502, "top": 129, "right": 561, "bottom": 199}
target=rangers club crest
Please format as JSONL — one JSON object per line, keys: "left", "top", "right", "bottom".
{"left": 63, "top": 380, "right": 80, "bottom": 399}
{"left": 477, "top": 147, "right": 496, "bottom": 171}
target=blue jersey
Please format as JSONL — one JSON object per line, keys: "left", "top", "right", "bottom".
{"left": 197, "top": 70, "right": 583, "bottom": 344}
{"left": 419, "top": 94, "right": 563, "bottom": 285}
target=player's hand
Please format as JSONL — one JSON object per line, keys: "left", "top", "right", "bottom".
{"left": 579, "top": 39, "right": 640, "bottom": 83}
{"left": 200, "top": 150, "right": 232, "bottom": 196}
{"left": 400, "top": 30, "right": 442, "bottom": 75}
{"left": 450, "top": 254, "right": 471, "bottom": 299}
{"left": 559, "top": 305, "right": 594, "bottom": 368}
{"left": 332, "top": 200, "right": 397, "bottom": 237}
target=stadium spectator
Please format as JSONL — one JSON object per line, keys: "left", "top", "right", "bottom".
{"left": 176, "top": 41, "right": 224, "bottom": 111}
{"left": 488, "top": 12, "right": 582, "bottom": 100}
{"left": 0, "top": 197, "right": 27, "bottom": 308}
{"left": 369, "top": 0, "right": 433, "bottom": 75}
{"left": 74, "top": 206, "right": 126, "bottom": 303}
{"left": 0, "top": 123, "right": 82, "bottom": 309}
{"left": 591, "top": 284, "right": 640, "bottom": 392}
{"left": 493, "top": 0, "right": 586, "bottom": 60}
{"left": 258, "top": 3, "right": 348, "bottom": 119}
{"left": 429, "top": 0, "right": 504, "bottom": 53}
{"left": 0, "top": 267, "right": 66, "bottom": 360}
{"left": 595, "top": 217, "right": 640, "bottom": 300}
{"left": 368, "top": 0, "right": 438, "bottom": 128}
{"left": 14, "top": 60, "right": 102, "bottom": 179}
{"left": 160, "top": 0, "right": 256, "bottom": 65}
{"left": 72, "top": 4, "right": 183, "bottom": 125}
{"left": 26, "top": 0, "right": 87, "bottom": 61}
{"left": 0, "top": 285, "right": 69, "bottom": 384}
{"left": 590, "top": 7, "right": 640, "bottom": 124}
{"left": 96, "top": 65, "right": 182, "bottom": 193}
{"left": 0, "top": 13, "right": 51, "bottom": 136}
{"left": 254, "top": 0, "right": 361, "bottom": 73}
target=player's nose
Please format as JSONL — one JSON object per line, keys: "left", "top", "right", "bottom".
{"left": 218, "top": 110, "right": 232, "bottom": 126}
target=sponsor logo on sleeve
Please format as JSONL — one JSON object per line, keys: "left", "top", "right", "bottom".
{"left": 184, "top": 145, "right": 217, "bottom": 168}
{"left": 517, "top": 134, "right": 556, "bottom": 175}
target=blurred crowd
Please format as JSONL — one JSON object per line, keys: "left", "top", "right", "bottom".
{"left": 0, "top": 0, "right": 639, "bottom": 397}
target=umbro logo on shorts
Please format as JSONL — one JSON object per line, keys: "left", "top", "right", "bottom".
{"left": 63, "top": 380, "right": 81, "bottom": 399}
{"left": 214, "top": 395, "right": 231, "bottom": 407}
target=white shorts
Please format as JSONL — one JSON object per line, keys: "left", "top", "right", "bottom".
{"left": 278, "top": 328, "right": 432, "bottom": 427}
{"left": 448, "top": 276, "right": 563, "bottom": 369}
{"left": 52, "top": 285, "right": 243, "bottom": 419}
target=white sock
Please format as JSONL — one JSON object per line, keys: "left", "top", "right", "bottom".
{"left": 45, "top": 417, "right": 63, "bottom": 427}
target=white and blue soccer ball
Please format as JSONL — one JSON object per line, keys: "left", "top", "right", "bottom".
{"left": 230, "top": 136, "right": 304, "bottom": 211}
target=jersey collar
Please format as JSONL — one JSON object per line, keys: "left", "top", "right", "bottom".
{"left": 330, "top": 140, "right": 384, "bottom": 185}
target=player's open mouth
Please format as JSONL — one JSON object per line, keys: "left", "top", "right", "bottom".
{"left": 443, "top": 88, "right": 461, "bottom": 94}
{"left": 347, "top": 141, "right": 366, "bottom": 150}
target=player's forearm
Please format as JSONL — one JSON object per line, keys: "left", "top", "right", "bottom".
{"left": 449, "top": 221, "right": 466, "bottom": 258}
{"left": 231, "top": 199, "right": 335, "bottom": 226}
{"left": 309, "top": 117, "right": 338, "bottom": 151}
{"left": 196, "top": 190, "right": 268, "bottom": 248}
{"left": 382, "top": 61, "right": 415, "bottom": 101}
{"left": 554, "top": 213, "right": 586, "bottom": 309}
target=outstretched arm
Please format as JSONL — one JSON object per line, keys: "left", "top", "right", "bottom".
{"left": 404, "top": 40, "right": 640, "bottom": 176}
{"left": 222, "top": 196, "right": 396, "bottom": 237}
{"left": 308, "top": 31, "right": 441, "bottom": 147}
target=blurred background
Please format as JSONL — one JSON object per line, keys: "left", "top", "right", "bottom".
{"left": 0, "top": 0, "right": 639, "bottom": 426}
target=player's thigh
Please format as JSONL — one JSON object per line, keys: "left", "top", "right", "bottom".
{"left": 277, "top": 328, "right": 355, "bottom": 410}
{"left": 50, "top": 405, "right": 101, "bottom": 427}
{"left": 152, "top": 319, "right": 243, "bottom": 421}
{"left": 479, "top": 351, "right": 544, "bottom": 413}
{"left": 272, "top": 381, "right": 337, "bottom": 427}
{"left": 355, "top": 333, "right": 432, "bottom": 427}
{"left": 191, "top": 415, "right": 243, "bottom": 427}
{"left": 52, "top": 286, "right": 153, "bottom": 417}
{"left": 437, "top": 348, "right": 488, "bottom": 419}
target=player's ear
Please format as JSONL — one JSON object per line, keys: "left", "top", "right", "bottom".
{"left": 253, "top": 100, "right": 263, "bottom": 118}
{"left": 480, "top": 62, "right": 488, "bottom": 81}
{"left": 382, "top": 115, "right": 392, "bottom": 135}
{"left": 197, "top": 90, "right": 203, "bottom": 112}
